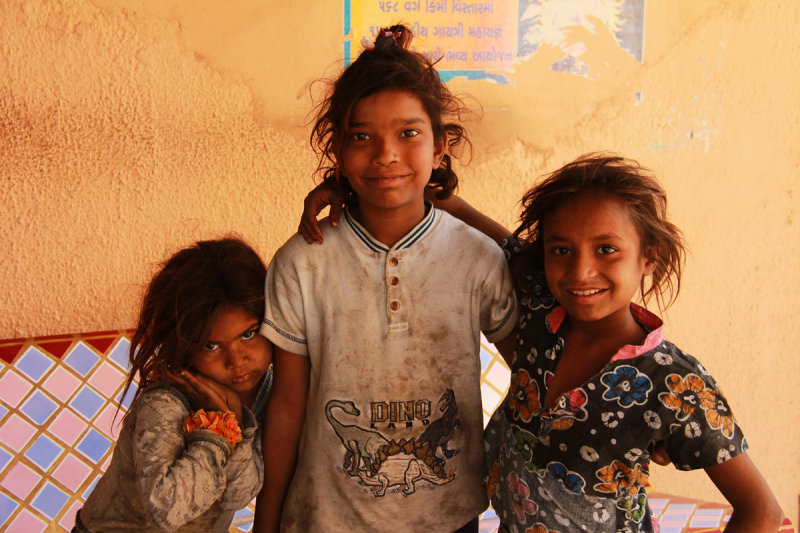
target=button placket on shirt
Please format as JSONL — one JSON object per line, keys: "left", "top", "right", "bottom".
{"left": 386, "top": 253, "right": 408, "bottom": 331}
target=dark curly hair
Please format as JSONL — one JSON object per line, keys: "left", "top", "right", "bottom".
{"left": 514, "top": 153, "right": 685, "bottom": 310}
{"left": 120, "top": 237, "right": 266, "bottom": 416}
{"left": 310, "top": 24, "right": 472, "bottom": 206}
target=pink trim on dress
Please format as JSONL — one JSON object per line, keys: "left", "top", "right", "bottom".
{"left": 545, "top": 303, "right": 664, "bottom": 362}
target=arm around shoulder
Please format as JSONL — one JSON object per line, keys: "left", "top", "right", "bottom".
{"left": 253, "top": 348, "right": 311, "bottom": 533}
{"left": 428, "top": 192, "right": 512, "bottom": 244}
{"left": 705, "top": 451, "right": 783, "bottom": 532}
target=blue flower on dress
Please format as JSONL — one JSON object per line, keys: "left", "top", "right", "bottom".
{"left": 546, "top": 461, "right": 586, "bottom": 494}
{"left": 601, "top": 365, "right": 652, "bottom": 407}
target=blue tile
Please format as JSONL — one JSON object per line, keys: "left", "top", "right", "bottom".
{"left": 479, "top": 346, "right": 493, "bottom": 371}
{"left": 16, "top": 348, "right": 54, "bottom": 381}
{"left": 107, "top": 338, "right": 131, "bottom": 370}
{"left": 24, "top": 434, "right": 64, "bottom": 471}
{"left": 20, "top": 390, "right": 58, "bottom": 425}
{"left": 234, "top": 507, "right": 254, "bottom": 520}
{"left": 30, "top": 481, "right": 70, "bottom": 519}
{"left": 64, "top": 343, "right": 100, "bottom": 376}
{"left": 116, "top": 382, "right": 138, "bottom": 410}
{"left": 0, "top": 446, "right": 11, "bottom": 471}
{"left": 0, "top": 403, "right": 8, "bottom": 422}
{"left": 82, "top": 474, "right": 100, "bottom": 500}
{"left": 0, "top": 490, "right": 19, "bottom": 525}
{"left": 69, "top": 387, "right": 105, "bottom": 421}
{"left": 76, "top": 428, "right": 111, "bottom": 463}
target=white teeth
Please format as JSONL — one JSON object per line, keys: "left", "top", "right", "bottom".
{"left": 571, "top": 289, "right": 602, "bottom": 296}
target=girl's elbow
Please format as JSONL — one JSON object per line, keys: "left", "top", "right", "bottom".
{"left": 730, "top": 496, "right": 784, "bottom": 532}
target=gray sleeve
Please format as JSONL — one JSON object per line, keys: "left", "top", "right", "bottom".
{"left": 217, "top": 406, "right": 264, "bottom": 509}
{"left": 132, "top": 388, "right": 234, "bottom": 531}
{"left": 480, "top": 243, "right": 519, "bottom": 343}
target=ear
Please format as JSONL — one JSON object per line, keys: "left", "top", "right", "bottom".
{"left": 642, "top": 245, "right": 658, "bottom": 276}
{"left": 432, "top": 133, "right": 447, "bottom": 169}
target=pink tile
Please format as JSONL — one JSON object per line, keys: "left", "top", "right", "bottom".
{"left": 101, "top": 454, "right": 113, "bottom": 472}
{"left": 94, "top": 404, "right": 124, "bottom": 439}
{"left": 1, "top": 462, "right": 41, "bottom": 499}
{"left": 88, "top": 363, "right": 125, "bottom": 398}
{"left": 59, "top": 500, "right": 83, "bottom": 531}
{"left": 0, "top": 371, "right": 33, "bottom": 407}
{"left": 47, "top": 409, "right": 86, "bottom": 447}
{"left": 6, "top": 508, "right": 47, "bottom": 532}
{"left": 42, "top": 366, "right": 82, "bottom": 403}
{"left": 51, "top": 453, "right": 92, "bottom": 492}
{"left": 0, "top": 414, "right": 37, "bottom": 451}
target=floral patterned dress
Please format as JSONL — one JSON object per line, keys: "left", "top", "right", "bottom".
{"left": 483, "top": 239, "right": 748, "bottom": 533}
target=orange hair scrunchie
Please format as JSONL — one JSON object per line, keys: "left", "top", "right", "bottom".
{"left": 183, "top": 409, "right": 243, "bottom": 449}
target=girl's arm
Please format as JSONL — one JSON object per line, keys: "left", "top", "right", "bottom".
{"left": 297, "top": 183, "right": 513, "bottom": 245}
{"left": 704, "top": 451, "right": 783, "bottom": 532}
{"left": 217, "top": 405, "right": 264, "bottom": 509}
{"left": 426, "top": 193, "right": 512, "bottom": 244}
{"left": 253, "top": 348, "right": 311, "bottom": 533}
{"left": 132, "top": 387, "right": 247, "bottom": 529}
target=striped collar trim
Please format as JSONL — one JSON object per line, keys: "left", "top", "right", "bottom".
{"left": 344, "top": 203, "right": 437, "bottom": 253}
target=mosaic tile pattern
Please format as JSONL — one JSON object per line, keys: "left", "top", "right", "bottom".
{"left": 0, "top": 332, "right": 794, "bottom": 532}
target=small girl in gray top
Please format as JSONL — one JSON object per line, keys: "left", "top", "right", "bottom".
{"left": 74, "top": 237, "right": 273, "bottom": 532}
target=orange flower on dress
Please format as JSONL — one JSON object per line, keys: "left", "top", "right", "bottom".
{"left": 526, "top": 525, "right": 558, "bottom": 533}
{"left": 483, "top": 462, "right": 499, "bottom": 499}
{"left": 658, "top": 373, "right": 706, "bottom": 421}
{"left": 698, "top": 388, "right": 735, "bottom": 438}
{"left": 593, "top": 460, "right": 648, "bottom": 497}
{"left": 509, "top": 369, "right": 541, "bottom": 422}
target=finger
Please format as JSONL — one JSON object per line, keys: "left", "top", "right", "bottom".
{"left": 182, "top": 371, "right": 228, "bottom": 405}
{"left": 300, "top": 217, "right": 323, "bottom": 245}
{"left": 329, "top": 201, "right": 342, "bottom": 228}
{"left": 298, "top": 219, "right": 319, "bottom": 245}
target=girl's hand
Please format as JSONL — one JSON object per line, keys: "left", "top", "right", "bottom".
{"left": 298, "top": 182, "right": 345, "bottom": 244}
{"left": 164, "top": 369, "right": 243, "bottom": 422}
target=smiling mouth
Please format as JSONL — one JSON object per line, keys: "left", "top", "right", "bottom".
{"left": 569, "top": 289, "right": 605, "bottom": 296}
{"left": 368, "top": 173, "right": 409, "bottom": 182}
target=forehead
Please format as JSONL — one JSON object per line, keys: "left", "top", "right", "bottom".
{"left": 543, "top": 193, "right": 641, "bottom": 242}
{"left": 349, "top": 89, "right": 431, "bottom": 125}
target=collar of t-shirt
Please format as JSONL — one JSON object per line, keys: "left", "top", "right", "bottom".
{"left": 343, "top": 201, "right": 436, "bottom": 253}
{"left": 545, "top": 303, "right": 665, "bottom": 362}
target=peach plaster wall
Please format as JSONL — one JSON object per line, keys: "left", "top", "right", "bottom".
{"left": 1, "top": 0, "right": 798, "bottom": 525}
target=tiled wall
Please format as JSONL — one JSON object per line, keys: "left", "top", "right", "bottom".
{"left": 1, "top": 333, "right": 793, "bottom": 533}
{"left": 0, "top": 332, "right": 510, "bottom": 532}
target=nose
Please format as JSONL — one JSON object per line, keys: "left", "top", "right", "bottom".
{"left": 372, "top": 137, "right": 398, "bottom": 166}
{"left": 568, "top": 250, "right": 597, "bottom": 280}
{"left": 226, "top": 344, "right": 249, "bottom": 369}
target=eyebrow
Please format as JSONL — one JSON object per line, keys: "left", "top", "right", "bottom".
{"left": 546, "top": 233, "right": 623, "bottom": 242}
{"left": 206, "top": 321, "right": 260, "bottom": 344}
{"left": 348, "top": 116, "right": 428, "bottom": 128}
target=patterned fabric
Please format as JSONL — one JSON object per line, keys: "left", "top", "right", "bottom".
{"left": 261, "top": 207, "right": 518, "bottom": 532}
{"left": 76, "top": 377, "right": 271, "bottom": 533}
{"left": 484, "top": 238, "right": 747, "bottom": 533}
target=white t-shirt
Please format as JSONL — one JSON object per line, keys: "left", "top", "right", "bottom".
{"left": 262, "top": 206, "right": 517, "bottom": 532}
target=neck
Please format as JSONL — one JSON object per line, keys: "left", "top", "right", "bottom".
{"left": 566, "top": 304, "right": 647, "bottom": 352}
{"left": 353, "top": 202, "right": 427, "bottom": 248}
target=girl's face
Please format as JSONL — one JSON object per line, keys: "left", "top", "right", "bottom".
{"left": 189, "top": 304, "right": 272, "bottom": 405}
{"left": 543, "top": 193, "right": 656, "bottom": 328}
{"left": 340, "top": 89, "right": 445, "bottom": 222}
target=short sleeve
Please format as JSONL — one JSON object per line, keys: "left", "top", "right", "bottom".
{"left": 480, "top": 243, "right": 518, "bottom": 343}
{"left": 260, "top": 241, "right": 309, "bottom": 355}
{"left": 656, "top": 358, "right": 748, "bottom": 471}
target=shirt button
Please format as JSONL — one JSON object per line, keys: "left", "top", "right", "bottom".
{"left": 389, "top": 257, "right": 399, "bottom": 266}
{"left": 389, "top": 301, "right": 400, "bottom": 311}
{"left": 389, "top": 276, "right": 399, "bottom": 286}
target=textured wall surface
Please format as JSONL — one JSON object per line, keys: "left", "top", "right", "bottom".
{"left": 1, "top": 0, "right": 798, "bottom": 525}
